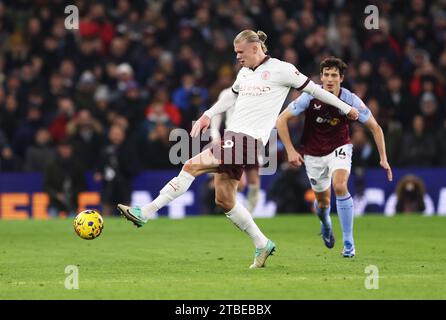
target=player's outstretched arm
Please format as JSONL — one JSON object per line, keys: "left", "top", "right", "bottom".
{"left": 283, "top": 64, "right": 359, "bottom": 120}
{"left": 276, "top": 109, "right": 304, "bottom": 167}
{"left": 190, "top": 89, "right": 237, "bottom": 138}
{"left": 364, "top": 115, "right": 393, "bottom": 182}
{"left": 301, "top": 81, "right": 359, "bottom": 120}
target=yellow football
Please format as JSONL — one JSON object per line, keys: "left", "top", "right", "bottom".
{"left": 73, "top": 210, "right": 104, "bottom": 240}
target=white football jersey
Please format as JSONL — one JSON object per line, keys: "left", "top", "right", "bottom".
{"left": 209, "top": 87, "right": 236, "bottom": 138}
{"left": 219, "top": 87, "right": 236, "bottom": 128}
{"left": 227, "top": 56, "right": 309, "bottom": 145}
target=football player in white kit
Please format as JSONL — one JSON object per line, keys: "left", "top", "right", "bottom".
{"left": 210, "top": 87, "right": 261, "bottom": 214}
{"left": 118, "top": 30, "right": 359, "bottom": 269}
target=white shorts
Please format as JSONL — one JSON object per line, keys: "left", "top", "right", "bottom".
{"left": 303, "top": 144, "right": 353, "bottom": 193}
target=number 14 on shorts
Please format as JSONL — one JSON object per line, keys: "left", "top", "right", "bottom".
{"left": 335, "top": 147, "right": 347, "bottom": 159}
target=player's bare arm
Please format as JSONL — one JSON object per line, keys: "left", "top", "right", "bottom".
{"left": 190, "top": 114, "right": 211, "bottom": 138}
{"left": 276, "top": 109, "right": 304, "bottom": 167}
{"left": 364, "top": 115, "right": 393, "bottom": 182}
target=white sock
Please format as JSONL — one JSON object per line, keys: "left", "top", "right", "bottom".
{"left": 141, "top": 170, "right": 195, "bottom": 220}
{"left": 225, "top": 202, "right": 268, "bottom": 248}
{"left": 141, "top": 202, "right": 158, "bottom": 220}
{"left": 246, "top": 184, "right": 260, "bottom": 213}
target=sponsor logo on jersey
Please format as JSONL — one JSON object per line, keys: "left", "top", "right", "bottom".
{"left": 316, "top": 116, "right": 341, "bottom": 126}
{"left": 316, "top": 116, "right": 325, "bottom": 123}
{"left": 310, "top": 178, "right": 317, "bottom": 185}
{"left": 329, "top": 118, "right": 340, "bottom": 126}
{"left": 239, "top": 84, "right": 271, "bottom": 96}
{"left": 314, "top": 104, "right": 322, "bottom": 110}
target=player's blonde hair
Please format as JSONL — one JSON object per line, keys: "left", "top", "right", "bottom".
{"left": 233, "top": 30, "right": 268, "bottom": 53}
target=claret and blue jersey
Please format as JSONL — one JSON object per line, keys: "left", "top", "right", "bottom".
{"left": 287, "top": 87, "right": 371, "bottom": 157}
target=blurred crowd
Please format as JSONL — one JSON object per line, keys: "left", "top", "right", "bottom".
{"left": 1, "top": 0, "right": 446, "bottom": 176}
{"left": 0, "top": 0, "right": 446, "bottom": 176}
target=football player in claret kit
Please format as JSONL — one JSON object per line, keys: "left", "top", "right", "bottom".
{"left": 276, "top": 57, "right": 393, "bottom": 257}
{"left": 118, "top": 30, "right": 359, "bottom": 268}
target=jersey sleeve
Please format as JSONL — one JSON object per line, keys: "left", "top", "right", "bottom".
{"left": 287, "top": 93, "right": 312, "bottom": 116}
{"left": 352, "top": 94, "right": 372, "bottom": 123}
{"left": 278, "top": 62, "right": 311, "bottom": 90}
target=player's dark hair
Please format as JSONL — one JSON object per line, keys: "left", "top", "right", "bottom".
{"left": 320, "top": 57, "right": 348, "bottom": 76}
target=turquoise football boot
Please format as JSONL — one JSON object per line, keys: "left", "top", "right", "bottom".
{"left": 117, "top": 204, "right": 147, "bottom": 228}
{"left": 249, "top": 239, "right": 276, "bottom": 269}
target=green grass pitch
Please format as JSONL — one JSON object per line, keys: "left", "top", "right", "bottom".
{"left": 0, "top": 215, "right": 445, "bottom": 299}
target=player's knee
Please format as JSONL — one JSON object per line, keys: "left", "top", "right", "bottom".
{"left": 237, "top": 178, "right": 247, "bottom": 191}
{"left": 317, "top": 198, "right": 330, "bottom": 208}
{"left": 333, "top": 181, "right": 348, "bottom": 196}
{"left": 215, "top": 194, "right": 234, "bottom": 211}
{"left": 247, "top": 172, "right": 259, "bottom": 185}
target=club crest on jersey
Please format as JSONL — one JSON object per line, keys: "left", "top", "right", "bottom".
{"left": 261, "top": 71, "right": 270, "bottom": 80}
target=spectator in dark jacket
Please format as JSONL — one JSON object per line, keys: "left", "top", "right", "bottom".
{"left": 0, "top": 129, "right": 20, "bottom": 171}
{"left": 110, "top": 80, "right": 146, "bottom": 135}
{"left": 43, "top": 140, "right": 86, "bottom": 217}
{"left": 0, "top": 94, "right": 21, "bottom": 142}
{"left": 24, "top": 127, "right": 55, "bottom": 172}
{"left": 351, "top": 124, "right": 380, "bottom": 168}
{"left": 399, "top": 115, "right": 436, "bottom": 167}
{"left": 435, "top": 119, "right": 446, "bottom": 166}
{"left": 94, "top": 124, "right": 139, "bottom": 216}
{"left": 379, "top": 75, "right": 415, "bottom": 130}
{"left": 12, "top": 105, "right": 46, "bottom": 159}
{"left": 66, "top": 109, "right": 105, "bottom": 170}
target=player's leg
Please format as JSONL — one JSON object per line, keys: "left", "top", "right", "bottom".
{"left": 245, "top": 166, "right": 260, "bottom": 213}
{"left": 214, "top": 172, "right": 275, "bottom": 268}
{"left": 330, "top": 144, "right": 355, "bottom": 257}
{"left": 118, "top": 148, "right": 221, "bottom": 227}
{"left": 332, "top": 169, "right": 355, "bottom": 257}
{"left": 303, "top": 154, "right": 335, "bottom": 248}
{"left": 215, "top": 172, "right": 266, "bottom": 248}
{"left": 314, "top": 188, "right": 335, "bottom": 248}
{"left": 237, "top": 171, "right": 247, "bottom": 192}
